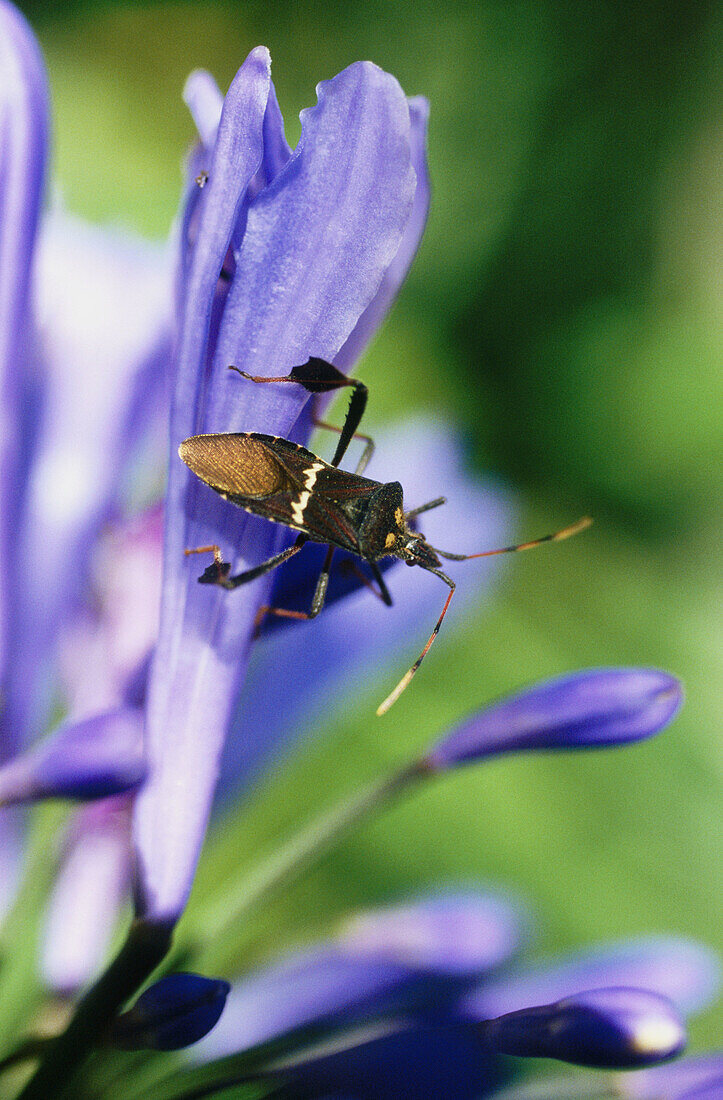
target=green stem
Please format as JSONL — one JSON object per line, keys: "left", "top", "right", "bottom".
{"left": 17, "top": 918, "right": 172, "bottom": 1099}
{"left": 0, "top": 1037, "right": 50, "bottom": 1076}
{"left": 191, "top": 761, "right": 428, "bottom": 966}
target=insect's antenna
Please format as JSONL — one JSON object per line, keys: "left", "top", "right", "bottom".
{"left": 431, "top": 515, "right": 593, "bottom": 562}
{"left": 376, "top": 570, "right": 455, "bottom": 717}
{"left": 404, "top": 496, "right": 447, "bottom": 520}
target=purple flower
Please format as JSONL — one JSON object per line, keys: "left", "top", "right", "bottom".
{"left": 196, "top": 890, "right": 524, "bottom": 1062}
{"left": 189, "top": 893, "right": 716, "bottom": 1098}
{"left": 0, "top": 0, "right": 168, "bottom": 964}
{"left": 132, "top": 48, "right": 429, "bottom": 928}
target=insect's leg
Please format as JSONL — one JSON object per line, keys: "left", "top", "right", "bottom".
{"left": 336, "top": 559, "right": 394, "bottom": 606}
{"left": 185, "top": 544, "right": 225, "bottom": 568}
{"left": 228, "top": 358, "right": 367, "bottom": 469}
{"left": 190, "top": 535, "right": 307, "bottom": 590}
{"left": 368, "top": 561, "right": 393, "bottom": 606}
{"left": 431, "top": 515, "right": 593, "bottom": 561}
{"left": 404, "top": 497, "right": 447, "bottom": 520}
{"left": 376, "top": 569, "right": 456, "bottom": 716}
{"left": 311, "top": 416, "right": 375, "bottom": 475}
{"left": 253, "top": 544, "right": 335, "bottom": 633}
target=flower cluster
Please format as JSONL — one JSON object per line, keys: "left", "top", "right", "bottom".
{"left": 0, "top": 2, "right": 719, "bottom": 1098}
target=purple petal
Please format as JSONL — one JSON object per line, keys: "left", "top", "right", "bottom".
{"left": 135, "top": 58, "right": 417, "bottom": 924}
{"left": 268, "top": 1023, "right": 500, "bottom": 1100}
{"left": 0, "top": 0, "right": 47, "bottom": 919}
{"left": 133, "top": 47, "right": 273, "bottom": 927}
{"left": 337, "top": 890, "right": 524, "bottom": 978}
{"left": 184, "top": 67, "right": 291, "bottom": 197}
{"left": 425, "top": 668, "right": 683, "bottom": 769}
{"left": 194, "top": 946, "right": 410, "bottom": 1062}
{"left": 256, "top": 79, "right": 292, "bottom": 189}
{"left": 481, "top": 987, "right": 686, "bottom": 1069}
{"left": 618, "top": 1054, "right": 723, "bottom": 1099}
{"left": 184, "top": 70, "right": 224, "bottom": 150}
{"left": 214, "top": 61, "right": 415, "bottom": 383}
{"left": 6, "top": 212, "right": 171, "bottom": 748}
{"left": 42, "top": 797, "right": 132, "bottom": 994}
{"left": 218, "top": 417, "right": 513, "bottom": 799}
{"left": 59, "top": 504, "right": 163, "bottom": 715}
{"left": 0, "top": 708, "right": 146, "bottom": 805}
{"left": 110, "top": 972, "right": 231, "bottom": 1051}
{"left": 464, "top": 937, "right": 721, "bottom": 1021}
{"left": 0, "top": 0, "right": 49, "bottom": 749}
{"left": 197, "top": 889, "right": 522, "bottom": 1064}
{"left": 335, "top": 96, "right": 430, "bottom": 371}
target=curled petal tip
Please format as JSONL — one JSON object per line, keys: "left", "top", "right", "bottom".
{"left": 249, "top": 44, "right": 271, "bottom": 65}
{"left": 482, "top": 987, "right": 686, "bottom": 1070}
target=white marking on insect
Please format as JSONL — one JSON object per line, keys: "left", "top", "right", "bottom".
{"left": 291, "top": 490, "right": 311, "bottom": 526}
{"left": 303, "top": 461, "right": 324, "bottom": 490}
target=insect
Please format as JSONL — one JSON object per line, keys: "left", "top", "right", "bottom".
{"left": 180, "top": 358, "right": 591, "bottom": 715}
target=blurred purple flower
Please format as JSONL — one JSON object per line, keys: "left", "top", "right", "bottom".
{"left": 41, "top": 797, "right": 133, "bottom": 996}
{"left": 0, "top": 0, "right": 49, "bottom": 919}
{"left": 0, "top": 0, "right": 169, "bottom": 932}
{"left": 193, "top": 890, "right": 715, "bottom": 1098}
{"left": 196, "top": 890, "right": 524, "bottom": 1061}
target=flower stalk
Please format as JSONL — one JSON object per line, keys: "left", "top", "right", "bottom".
{"left": 17, "top": 920, "right": 173, "bottom": 1100}
{"left": 190, "top": 667, "right": 681, "bottom": 966}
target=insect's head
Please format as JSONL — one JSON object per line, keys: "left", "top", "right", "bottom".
{"left": 397, "top": 529, "right": 442, "bottom": 572}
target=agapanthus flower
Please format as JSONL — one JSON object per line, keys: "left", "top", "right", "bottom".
{"left": 0, "top": 3, "right": 718, "bottom": 1098}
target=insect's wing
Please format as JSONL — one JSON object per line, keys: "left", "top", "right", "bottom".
{"left": 180, "top": 433, "right": 380, "bottom": 549}
{"left": 179, "top": 434, "right": 293, "bottom": 496}
{"left": 268, "top": 440, "right": 380, "bottom": 550}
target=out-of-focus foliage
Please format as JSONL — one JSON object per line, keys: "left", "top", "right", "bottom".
{"left": 17, "top": 0, "right": 721, "bottom": 1049}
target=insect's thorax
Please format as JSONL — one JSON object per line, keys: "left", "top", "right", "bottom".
{"left": 359, "top": 482, "right": 441, "bottom": 571}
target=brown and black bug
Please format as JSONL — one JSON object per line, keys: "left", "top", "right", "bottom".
{"left": 180, "top": 358, "right": 591, "bottom": 715}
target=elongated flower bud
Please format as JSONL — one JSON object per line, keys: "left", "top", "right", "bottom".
{"left": 481, "top": 987, "right": 686, "bottom": 1069}
{"left": 424, "top": 668, "right": 682, "bottom": 770}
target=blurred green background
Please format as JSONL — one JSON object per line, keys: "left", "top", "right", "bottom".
{"left": 19, "top": 0, "right": 721, "bottom": 1052}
